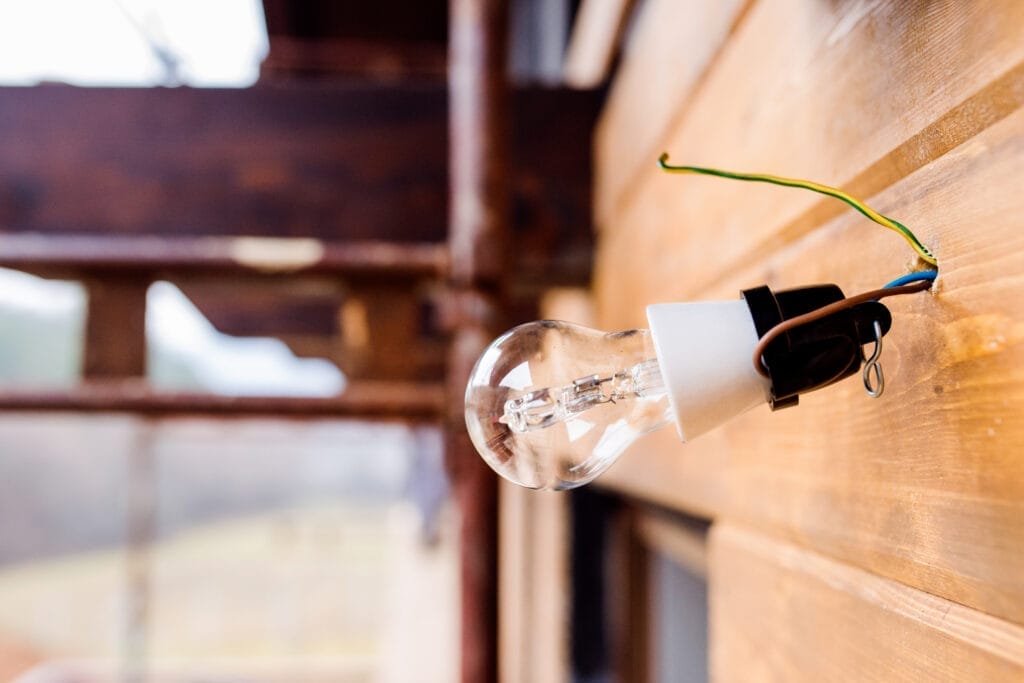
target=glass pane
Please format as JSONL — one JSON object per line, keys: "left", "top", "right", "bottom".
{"left": 651, "top": 552, "right": 708, "bottom": 683}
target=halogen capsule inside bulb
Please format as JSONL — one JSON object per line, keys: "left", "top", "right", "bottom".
{"left": 464, "top": 320, "right": 673, "bottom": 490}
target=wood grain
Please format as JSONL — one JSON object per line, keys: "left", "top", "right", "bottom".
{"left": 598, "top": 104, "right": 1024, "bottom": 625}
{"left": 0, "top": 85, "right": 449, "bottom": 241}
{"left": 594, "top": 0, "right": 750, "bottom": 225}
{"left": 595, "top": 0, "right": 1024, "bottom": 329}
{"left": 710, "top": 524, "right": 1024, "bottom": 681}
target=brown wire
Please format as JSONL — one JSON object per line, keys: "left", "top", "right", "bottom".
{"left": 752, "top": 279, "right": 933, "bottom": 378}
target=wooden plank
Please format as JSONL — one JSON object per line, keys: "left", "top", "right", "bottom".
{"left": 595, "top": 0, "right": 1024, "bottom": 330}
{"left": 526, "top": 488, "right": 570, "bottom": 683}
{"left": 710, "top": 524, "right": 1024, "bottom": 681}
{"left": 594, "top": 0, "right": 750, "bottom": 223}
{"left": 498, "top": 482, "right": 570, "bottom": 683}
{"left": 0, "top": 235, "right": 449, "bottom": 280}
{"left": 562, "top": 0, "right": 634, "bottom": 88}
{"left": 448, "top": 2, "right": 510, "bottom": 681}
{"left": 0, "top": 85, "right": 597, "bottom": 286}
{"left": 0, "top": 380, "right": 444, "bottom": 419}
{"left": 339, "top": 285, "right": 423, "bottom": 381}
{"left": 261, "top": 37, "right": 448, "bottom": 82}
{"left": 498, "top": 481, "right": 529, "bottom": 683}
{"left": 599, "top": 104, "right": 1024, "bottom": 624}
{"left": 260, "top": 0, "right": 448, "bottom": 46}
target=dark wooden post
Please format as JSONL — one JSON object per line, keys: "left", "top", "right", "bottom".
{"left": 448, "top": 0, "right": 509, "bottom": 681}
{"left": 82, "top": 273, "right": 152, "bottom": 681}
{"left": 82, "top": 275, "right": 149, "bottom": 379}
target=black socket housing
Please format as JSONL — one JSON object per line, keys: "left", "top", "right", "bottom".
{"left": 741, "top": 284, "right": 892, "bottom": 410}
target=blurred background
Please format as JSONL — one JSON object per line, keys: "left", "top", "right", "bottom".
{"left": 0, "top": 0, "right": 602, "bottom": 681}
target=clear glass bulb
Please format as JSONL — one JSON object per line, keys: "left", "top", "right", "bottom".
{"left": 464, "top": 320, "right": 673, "bottom": 490}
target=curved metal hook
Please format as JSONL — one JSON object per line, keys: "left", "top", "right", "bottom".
{"left": 863, "top": 320, "right": 884, "bottom": 398}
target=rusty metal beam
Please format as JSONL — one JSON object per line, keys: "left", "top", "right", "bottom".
{"left": 447, "top": 1, "right": 509, "bottom": 682}
{"left": 0, "top": 380, "right": 445, "bottom": 420}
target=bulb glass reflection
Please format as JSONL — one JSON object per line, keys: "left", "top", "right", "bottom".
{"left": 464, "top": 321, "right": 672, "bottom": 490}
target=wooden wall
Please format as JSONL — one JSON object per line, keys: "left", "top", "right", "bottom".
{"left": 591, "top": 0, "right": 1024, "bottom": 679}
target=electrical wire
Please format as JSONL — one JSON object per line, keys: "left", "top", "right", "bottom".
{"left": 883, "top": 270, "right": 937, "bottom": 288}
{"left": 751, "top": 278, "right": 933, "bottom": 378}
{"left": 658, "top": 153, "right": 938, "bottom": 266}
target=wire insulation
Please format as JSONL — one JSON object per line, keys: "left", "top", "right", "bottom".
{"left": 752, "top": 279, "right": 933, "bottom": 378}
{"left": 658, "top": 153, "right": 938, "bottom": 266}
{"left": 883, "top": 270, "right": 937, "bottom": 288}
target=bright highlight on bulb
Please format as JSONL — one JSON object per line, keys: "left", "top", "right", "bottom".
{"left": 464, "top": 321, "right": 673, "bottom": 490}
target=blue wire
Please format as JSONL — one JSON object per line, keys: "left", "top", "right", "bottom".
{"left": 884, "top": 270, "right": 937, "bottom": 288}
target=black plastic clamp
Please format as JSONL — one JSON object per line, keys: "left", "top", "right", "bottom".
{"left": 741, "top": 284, "right": 892, "bottom": 410}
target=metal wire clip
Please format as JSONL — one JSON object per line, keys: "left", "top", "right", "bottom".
{"left": 862, "top": 320, "right": 884, "bottom": 398}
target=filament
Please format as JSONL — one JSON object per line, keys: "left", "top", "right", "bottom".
{"left": 500, "top": 358, "right": 665, "bottom": 433}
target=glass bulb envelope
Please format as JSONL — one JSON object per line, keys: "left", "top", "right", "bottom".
{"left": 464, "top": 320, "right": 672, "bottom": 490}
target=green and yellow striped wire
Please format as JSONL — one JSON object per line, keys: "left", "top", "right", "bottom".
{"left": 657, "top": 153, "right": 938, "bottom": 267}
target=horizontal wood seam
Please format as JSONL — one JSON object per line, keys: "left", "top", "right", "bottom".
{"left": 716, "top": 523, "right": 1024, "bottom": 666}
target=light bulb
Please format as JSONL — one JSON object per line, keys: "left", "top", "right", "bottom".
{"left": 464, "top": 321, "right": 673, "bottom": 490}
{"left": 466, "top": 284, "right": 899, "bottom": 491}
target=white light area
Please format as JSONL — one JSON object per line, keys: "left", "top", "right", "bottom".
{"left": 578, "top": 418, "right": 636, "bottom": 472}
{"left": 147, "top": 282, "right": 346, "bottom": 397}
{"left": 499, "top": 361, "right": 533, "bottom": 391}
{"left": 564, "top": 418, "right": 594, "bottom": 443}
{"left": 0, "top": 267, "right": 86, "bottom": 315}
{"left": 469, "top": 344, "right": 503, "bottom": 388}
{"left": 0, "top": 0, "right": 268, "bottom": 87}
{"left": 0, "top": 268, "right": 345, "bottom": 395}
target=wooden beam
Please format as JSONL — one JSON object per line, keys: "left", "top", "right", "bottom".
{"left": 0, "top": 85, "right": 450, "bottom": 242}
{"left": 0, "top": 380, "right": 444, "bottom": 420}
{"left": 0, "top": 235, "right": 449, "bottom": 281}
{"left": 448, "top": 0, "right": 510, "bottom": 681}
{"left": 0, "top": 84, "right": 598, "bottom": 288}
{"left": 448, "top": 0, "right": 510, "bottom": 287}
{"left": 498, "top": 482, "right": 571, "bottom": 683}
{"left": 82, "top": 276, "right": 148, "bottom": 379}
{"left": 261, "top": 37, "right": 447, "bottom": 82}
{"left": 259, "top": 0, "right": 448, "bottom": 46}
{"left": 340, "top": 285, "right": 423, "bottom": 381}
{"left": 562, "top": 0, "right": 634, "bottom": 88}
